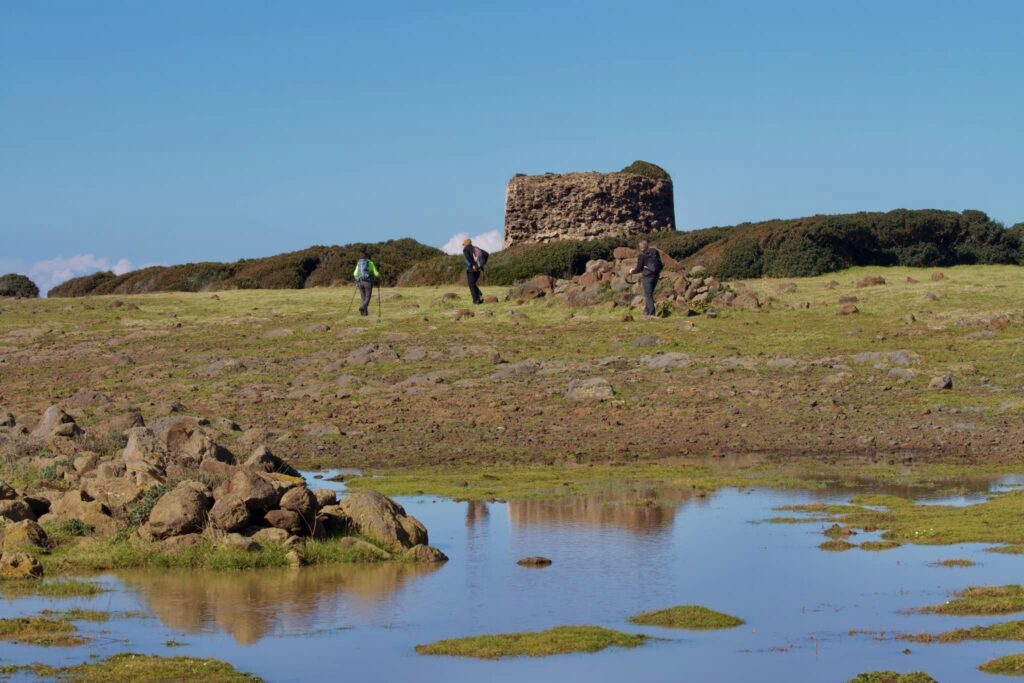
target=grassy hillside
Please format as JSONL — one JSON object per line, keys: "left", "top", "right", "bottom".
{"left": 48, "top": 239, "right": 441, "bottom": 297}
{"left": 403, "top": 209, "right": 1022, "bottom": 286}
{"left": 4, "top": 265, "right": 1024, "bottom": 471}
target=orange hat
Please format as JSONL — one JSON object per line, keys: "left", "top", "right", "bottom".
{"left": 463, "top": 238, "right": 472, "bottom": 246}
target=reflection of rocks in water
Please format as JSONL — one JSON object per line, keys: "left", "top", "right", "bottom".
{"left": 466, "top": 500, "right": 490, "bottom": 528}
{"left": 118, "top": 562, "right": 441, "bottom": 645}
{"left": 508, "top": 488, "right": 698, "bottom": 535}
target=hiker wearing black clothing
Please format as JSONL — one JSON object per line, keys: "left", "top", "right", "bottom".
{"left": 462, "top": 238, "right": 487, "bottom": 304}
{"left": 352, "top": 251, "right": 379, "bottom": 317}
{"left": 631, "top": 239, "right": 663, "bottom": 316}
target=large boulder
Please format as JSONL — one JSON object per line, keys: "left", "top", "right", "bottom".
{"left": 213, "top": 470, "right": 279, "bottom": 513}
{"left": 245, "top": 446, "right": 300, "bottom": 478}
{"left": 0, "top": 551, "right": 43, "bottom": 579}
{"left": 122, "top": 427, "right": 168, "bottom": 487}
{"left": 81, "top": 475, "right": 146, "bottom": 513}
{"left": 312, "top": 489, "right": 337, "bottom": 509}
{"left": 31, "top": 406, "right": 82, "bottom": 440}
{"left": 143, "top": 481, "right": 211, "bottom": 540}
{"left": 316, "top": 504, "right": 351, "bottom": 534}
{"left": 0, "top": 499, "right": 35, "bottom": 522}
{"left": 209, "top": 495, "right": 250, "bottom": 532}
{"left": 264, "top": 509, "right": 304, "bottom": 536}
{"left": 2, "top": 519, "right": 48, "bottom": 551}
{"left": 279, "top": 486, "right": 317, "bottom": 521}
{"left": 336, "top": 492, "right": 428, "bottom": 551}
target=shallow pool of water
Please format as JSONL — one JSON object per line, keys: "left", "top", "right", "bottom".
{"left": 3, "top": 474, "right": 1024, "bottom": 682}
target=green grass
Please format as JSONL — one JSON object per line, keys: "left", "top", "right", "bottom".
{"left": 847, "top": 673, "right": 937, "bottom": 683}
{"left": 3, "top": 653, "right": 262, "bottom": 682}
{"left": 415, "top": 626, "right": 648, "bottom": 659}
{"left": 0, "top": 616, "right": 85, "bottom": 647}
{"left": 0, "top": 579, "right": 107, "bottom": 599}
{"left": 37, "top": 533, "right": 393, "bottom": 574}
{"left": 861, "top": 540, "right": 902, "bottom": 551}
{"left": 980, "top": 654, "right": 1024, "bottom": 676}
{"left": 782, "top": 490, "right": 1024, "bottom": 547}
{"left": 902, "top": 620, "right": 1024, "bottom": 643}
{"left": 628, "top": 605, "right": 743, "bottom": 629}
{"left": 39, "top": 609, "right": 111, "bottom": 623}
{"left": 919, "top": 585, "right": 1024, "bottom": 616}
{"left": 820, "top": 539, "right": 857, "bottom": 551}
{"left": 932, "top": 558, "right": 977, "bottom": 567}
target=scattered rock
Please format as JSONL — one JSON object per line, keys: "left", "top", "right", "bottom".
{"left": 264, "top": 509, "right": 304, "bottom": 536}
{"left": 312, "top": 489, "right": 337, "bottom": 509}
{"left": 143, "top": 481, "right": 211, "bottom": 540}
{"left": 2, "top": 520, "right": 48, "bottom": 551}
{"left": 565, "top": 377, "right": 614, "bottom": 401}
{"left": 213, "top": 470, "right": 279, "bottom": 513}
{"left": 336, "top": 492, "right": 428, "bottom": 551}
{"left": 0, "top": 551, "right": 43, "bottom": 579}
{"left": 219, "top": 533, "right": 259, "bottom": 552}
{"left": 31, "top": 405, "right": 82, "bottom": 440}
{"left": 929, "top": 375, "right": 954, "bottom": 390}
{"left": 856, "top": 276, "right": 886, "bottom": 288}
{"left": 250, "top": 527, "right": 299, "bottom": 547}
{"left": 209, "top": 496, "right": 250, "bottom": 532}
{"left": 403, "top": 544, "right": 449, "bottom": 563}
{"left": 346, "top": 343, "right": 399, "bottom": 366}
{"left": 0, "top": 499, "right": 36, "bottom": 522}
{"left": 837, "top": 304, "right": 859, "bottom": 316}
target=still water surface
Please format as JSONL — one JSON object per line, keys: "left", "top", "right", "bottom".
{"left": 3, "top": 473, "right": 1024, "bottom": 682}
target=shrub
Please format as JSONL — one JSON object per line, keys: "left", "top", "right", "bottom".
{"left": 0, "top": 274, "right": 39, "bottom": 298}
{"left": 126, "top": 485, "right": 169, "bottom": 526}
{"left": 714, "top": 240, "right": 765, "bottom": 279}
{"left": 619, "top": 160, "right": 671, "bottom": 181}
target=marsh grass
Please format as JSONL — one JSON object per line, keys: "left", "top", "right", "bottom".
{"left": 3, "top": 653, "right": 262, "bottom": 682}
{"left": 0, "top": 616, "right": 86, "bottom": 647}
{"left": 415, "top": 626, "right": 648, "bottom": 659}
{"left": 901, "top": 620, "right": 1024, "bottom": 644}
{"left": 40, "top": 609, "right": 111, "bottom": 623}
{"left": 860, "top": 541, "right": 902, "bottom": 551}
{"left": 919, "top": 585, "right": 1024, "bottom": 616}
{"left": 847, "top": 673, "right": 937, "bottom": 683}
{"left": 820, "top": 539, "right": 857, "bottom": 552}
{"left": 783, "top": 490, "right": 1024, "bottom": 547}
{"left": 979, "top": 654, "right": 1024, "bottom": 676}
{"left": 0, "top": 579, "right": 106, "bottom": 599}
{"left": 628, "top": 605, "right": 744, "bottom": 629}
{"left": 931, "top": 558, "right": 976, "bottom": 567}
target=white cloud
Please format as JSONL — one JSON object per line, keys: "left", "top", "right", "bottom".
{"left": 441, "top": 230, "right": 504, "bottom": 255}
{"left": 29, "top": 254, "right": 139, "bottom": 293}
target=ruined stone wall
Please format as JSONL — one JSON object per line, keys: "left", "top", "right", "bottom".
{"left": 503, "top": 171, "right": 676, "bottom": 248}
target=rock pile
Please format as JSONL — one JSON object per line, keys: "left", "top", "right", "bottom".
{"left": 507, "top": 247, "right": 761, "bottom": 314}
{"left": 0, "top": 406, "right": 447, "bottom": 563}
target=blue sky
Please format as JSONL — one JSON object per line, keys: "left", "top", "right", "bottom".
{"left": 2, "top": 1, "right": 1022, "bottom": 291}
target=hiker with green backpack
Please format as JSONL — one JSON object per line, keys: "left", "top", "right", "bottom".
{"left": 352, "top": 251, "right": 380, "bottom": 317}
{"left": 462, "top": 238, "right": 489, "bottom": 304}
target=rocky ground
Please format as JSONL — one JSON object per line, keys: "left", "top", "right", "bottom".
{"left": 1, "top": 265, "right": 1023, "bottom": 480}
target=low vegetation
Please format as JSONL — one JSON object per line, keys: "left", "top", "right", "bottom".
{"left": 979, "top": 654, "right": 1024, "bottom": 676}
{"left": 782, "top": 490, "right": 1024, "bottom": 548}
{"left": 2, "top": 654, "right": 262, "bottom": 682}
{"left": 902, "top": 620, "right": 1024, "bottom": 644}
{"left": 628, "top": 605, "right": 743, "bottom": 629}
{"left": 846, "top": 673, "right": 937, "bottom": 683}
{"left": 931, "top": 558, "right": 976, "bottom": 568}
{"left": 919, "top": 585, "right": 1024, "bottom": 616}
{"left": 0, "top": 579, "right": 107, "bottom": 599}
{"left": 48, "top": 238, "right": 441, "bottom": 296}
{"left": 0, "top": 273, "right": 39, "bottom": 298}
{"left": 415, "top": 625, "right": 648, "bottom": 659}
{"left": 0, "top": 616, "right": 85, "bottom": 647}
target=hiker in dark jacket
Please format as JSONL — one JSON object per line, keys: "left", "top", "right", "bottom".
{"left": 462, "top": 238, "right": 485, "bottom": 304}
{"left": 352, "top": 251, "right": 379, "bottom": 317}
{"left": 631, "top": 239, "right": 663, "bottom": 316}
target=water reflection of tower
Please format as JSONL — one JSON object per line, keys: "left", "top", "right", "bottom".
{"left": 465, "top": 500, "right": 490, "bottom": 528}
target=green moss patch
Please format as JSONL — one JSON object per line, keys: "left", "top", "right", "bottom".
{"left": 847, "top": 673, "right": 937, "bottom": 683}
{"left": 39, "top": 609, "right": 111, "bottom": 623}
{"left": 628, "top": 605, "right": 743, "bottom": 630}
{"left": 820, "top": 539, "right": 857, "bottom": 552}
{"left": 980, "top": 654, "right": 1024, "bottom": 676}
{"left": 415, "top": 625, "right": 647, "bottom": 659}
{"left": 0, "top": 616, "right": 86, "bottom": 647}
{"left": 920, "top": 585, "right": 1024, "bottom": 616}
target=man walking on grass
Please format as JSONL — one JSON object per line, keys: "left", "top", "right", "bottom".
{"left": 631, "top": 239, "right": 663, "bottom": 317}
{"left": 462, "top": 238, "right": 488, "bottom": 305}
{"left": 353, "top": 251, "right": 379, "bottom": 317}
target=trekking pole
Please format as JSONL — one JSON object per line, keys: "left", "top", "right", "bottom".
{"left": 343, "top": 284, "right": 358, "bottom": 318}
{"left": 376, "top": 279, "right": 382, "bottom": 321}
